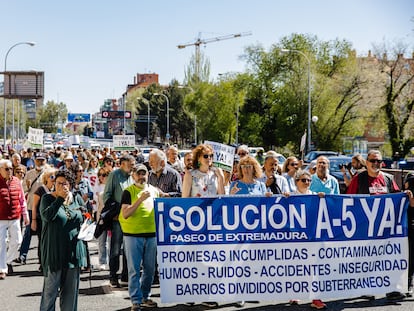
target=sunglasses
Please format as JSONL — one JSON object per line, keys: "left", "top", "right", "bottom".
{"left": 290, "top": 162, "right": 299, "bottom": 166}
{"left": 203, "top": 154, "right": 214, "bottom": 159}
{"left": 238, "top": 152, "right": 247, "bottom": 156}
{"left": 297, "top": 178, "right": 311, "bottom": 183}
{"left": 368, "top": 159, "right": 383, "bottom": 164}
{"left": 49, "top": 175, "right": 56, "bottom": 180}
{"left": 15, "top": 170, "right": 24, "bottom": 174}
{"left": 2, "top": 167, "right": 13, "bottom": 171}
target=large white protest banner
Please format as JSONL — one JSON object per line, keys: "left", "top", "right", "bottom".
{"left": 155, "top": 193, "right": 409, "bottom": 303}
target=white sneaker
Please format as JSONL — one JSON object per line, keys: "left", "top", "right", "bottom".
{"left": 99, "top": 264, "right": 107, "bottom": 271}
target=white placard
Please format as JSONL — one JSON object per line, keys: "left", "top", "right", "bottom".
{"left": 113, "top": 135, "right": 135, "bottom": 151}
{"left": 27, "top": 127, "right": 44, "bottom": 148}
{"left": 204, "top": 140, "right": 235, "bottom": 172}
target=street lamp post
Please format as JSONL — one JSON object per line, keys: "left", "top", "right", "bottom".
{"left": 3, "top": 41, "right": 36, "bottom": 150}
{"left": 281, "top": 49, "right": 311, "bottom": 153}
{"left": 153, "top": 93, "right": 170, "bottom": 144}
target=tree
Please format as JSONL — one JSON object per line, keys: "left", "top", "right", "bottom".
{"left": 36, "top": 101, "right": 68, "bottom": 133}
{"left": 184, "top": 50, "right": 211, "bottom": 85}
{"left": 240, "top": 34, "right": 367, "bottom": 153}
{"left": 372, "top": 42, "right": 414, "bottom": 156}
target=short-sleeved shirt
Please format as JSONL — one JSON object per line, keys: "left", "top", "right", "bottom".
{"left": 229, "top": 180, "right": 267, "bottom": 196}
{"left": 310, "top": 174, "right": 340, "bottom": 194}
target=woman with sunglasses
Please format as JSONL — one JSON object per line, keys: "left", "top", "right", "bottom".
{"left": 29, "top": 168, "right": 56, "bottom": 271}
{"left": 282, "top": 156, "right": 301, "bottom": 193}
{"left": 182, "top": 144, "right": 225, "bottom": 198}
{"left": 96, "top": 167, "right": 111, "bottom": 270}
{"left": 13, "top": 164, "right": 26, "bottom": 182}
{"left": 229, "top": 155, "right": 271, "bottom": 197}
{"left": 288, "top": 169, "right": 326, "bottom": 309}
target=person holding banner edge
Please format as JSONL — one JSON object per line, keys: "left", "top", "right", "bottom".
{"left": 283, "top": 169, "right": 327, "bottom": 309}
{"left": 347, "top": 149, "right": 413, "bottom": 301}
{"left": 182, "top": 144, "right": 225, "bottom": 198}
{"left": 182, "top": 143, "right": 225, "bottom": 307}
{"left": 229, "top": 155, "right": 272, "bottom": 197}
{"left": 403, "top": 173, "right": 414, "bottom": 297}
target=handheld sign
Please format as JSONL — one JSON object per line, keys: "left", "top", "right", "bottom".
{"left": 27, "top": 127, "right": 44, "bottom": 149}
{"left": 113, "top": 135, "right": 135, "bottom": 151}
{"left": 204, "top": 140, "right": 235, "bottom": 172}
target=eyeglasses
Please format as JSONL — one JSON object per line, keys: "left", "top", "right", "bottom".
{"left": 203, "top": 154, "right": 214, "bottom": 159}
{"left": 240, "top": 164, "right": 253, "bottom": 169}
{"left": 297, "top": 178, "right": 311, "bottom": 183}
{"left": 368, "top": 159, "right": 383, "bottom": 164}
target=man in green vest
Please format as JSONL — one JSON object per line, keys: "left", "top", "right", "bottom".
{"left": 119, "top": 164, "right": 159, "bottom": 311}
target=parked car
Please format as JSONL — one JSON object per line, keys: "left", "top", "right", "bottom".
{"left": 304, "top": 151, "right": 339, "bottom": 163}
{"left": 324, "top": 155, "right": 353, "bottom": 193}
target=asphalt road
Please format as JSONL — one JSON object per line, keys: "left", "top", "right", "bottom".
{"left": 1, "top": 236, "right": 414, "bottom": 311}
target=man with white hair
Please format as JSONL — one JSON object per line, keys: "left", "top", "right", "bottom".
{"left": 0, "top": 159, "right": 28, "bottom": 279}
{"left": 309, "top": 156, "right": 340, "bottom": 194}
{"left": 148, "top": 149, "right": 182, "bottom": 197}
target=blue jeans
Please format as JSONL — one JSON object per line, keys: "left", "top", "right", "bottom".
{"left": 98, "top": 231, "right": 110, "bottom": 265}
{"left": 40, "top": 267, "right": 80, "bottom": 311}
{"left": 109, "top": 221, "right": 127, "bottom": 279}
{"left": 123, "top": 235, "right": 156, "bottom": 304}
{"left": 19, "top": 210, "right": 32, "bottom": 260}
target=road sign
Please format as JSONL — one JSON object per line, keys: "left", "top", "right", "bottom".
{"left": 101, "top": 110, "right": 131, "bottom": 119}
{"left": 68, "top": 113, "right": 91, "bottom": 122}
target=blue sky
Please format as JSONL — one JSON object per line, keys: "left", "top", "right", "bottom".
{"left": 2, "top": 0, "right": 413, "bottom": 114}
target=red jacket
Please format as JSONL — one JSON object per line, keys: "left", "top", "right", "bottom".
{"left": 0, "top": 175, "right": 25, "bottom": 220}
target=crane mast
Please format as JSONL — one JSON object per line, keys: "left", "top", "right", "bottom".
{"left": 178, "top": 32, "right": 252, "bottom": 80}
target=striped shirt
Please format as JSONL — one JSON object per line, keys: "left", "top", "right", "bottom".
{"left": 148, "top": 165, "right": 182, "bottom": 197}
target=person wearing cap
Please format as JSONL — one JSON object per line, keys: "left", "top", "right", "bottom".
{"left": 18, "top": 152, "right": 49, "bottom": 265}
{"left": 22, "top": 148, "right": 35, "bottom": 171}
{"left": 255, "top": 149, "right": 265, "bottom": 166}
{"left": 60, "top": 152, "right": 75, "bottom": 170}
{"left": 119, "top": 164, "right": 159, "bottom": 310}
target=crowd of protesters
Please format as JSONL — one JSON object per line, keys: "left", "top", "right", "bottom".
{"left": 0, "top": 143, "right": 413, "bottom": 311}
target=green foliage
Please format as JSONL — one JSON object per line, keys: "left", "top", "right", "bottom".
{"left": 237, "top": 33, "right": 367, "bottom": 152}
{"left": 37, "top": 101, "right": 68, "bottom": 133}
{"left": 372, "top": 41, "right": 414, "bottom": 157}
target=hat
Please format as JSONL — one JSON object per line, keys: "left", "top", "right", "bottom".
{"left": 308, "top": 160, "right": 317, "bottom": 171}
{"left": 134, "top": 164, "right": 148, "bottom": 173}
{"left": 35, "top": 152, "right": 47, "bottom": 160}
{"left": 64, "top": 152, "right": 74, "bottom": 161}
